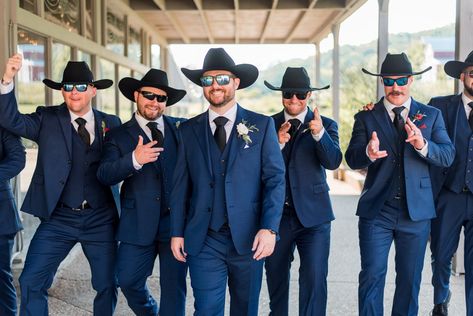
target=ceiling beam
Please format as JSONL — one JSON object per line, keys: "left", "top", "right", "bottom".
{"left": 234, "top": 0, "right": 239, "bottom": 43}
{"left": 259, "top": 0, "right": 279, "bottom": 44}
{"left": 285, "top": 0, "right": 318, "bottom": 43}
{"left": 152, "top": 0, "right": 190, "bottom": 44}
{"left": 193, "top": 0, "right": 214, "bottom": 43}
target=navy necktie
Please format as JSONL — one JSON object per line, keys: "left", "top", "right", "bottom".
{"left": 392, "top": 106, "right": 406, "bottom": 139}
{"left": 468, "top": 102, "right": 473, "bottom": 131}
{"left": 214, "top": 116, "right": 229, "bottom": 152}
{"left": 146, "top": 122, "right": 164, "bottom": 147}
{"left": 75, "top": 117, "right": 90, "bottom": 148}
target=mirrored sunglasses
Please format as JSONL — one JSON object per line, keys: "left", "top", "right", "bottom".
{"left": 463, "top": 70, "right": 473, "bottom": 79}
{"left": 62, "top": 83, "right": 90, "bottom": 92}
{"left": 282, "top": 91, "right": 308, "bottom": 100}
{"left": 382, "top": 77, "right": 409, "bottom": 87}
{"left": 200, "top": 74, "right": 235, "bottom": 87}
{"left": 140, "top": 91, "right": 168, "bottom": 103}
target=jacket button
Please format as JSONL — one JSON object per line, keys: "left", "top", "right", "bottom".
{"left": 207, "top": 207, "right": 211, "bottom": 212}
{"left": 60, "top": 180, "right": 65, "bottom": 185}
{"left": 156, "top": 197, "right": 160, "bottom": 201}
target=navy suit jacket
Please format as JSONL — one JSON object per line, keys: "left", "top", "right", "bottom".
{"left": 0, "top": 90, "right": 121, "bottom": 219}
{"left": 170, "top": 105, "right": 286, "bottom": 256}
{"left": 428, "top": 94, "right": 467, "bottom": 198}
{"left": 345, "top": 98, "right": 455, "bottom": 221}
{"left": 97, "top": 114, "right": 185, "bottom": 246}
{"left": 272, "top": 109, "right": 342, "bottom": 227}
{"left": 0, "top": 127, "right": 25, "bottom": 235}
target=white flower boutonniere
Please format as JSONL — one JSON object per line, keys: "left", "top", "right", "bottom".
{"left": 236, "top": 120, "right": 259, "bottom": 146}
{"left": 175, "top": 121, "right": 181, "bottom": 129}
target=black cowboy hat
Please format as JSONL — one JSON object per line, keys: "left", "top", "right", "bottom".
{"left": 444, "top": 50, "right": 473, "bottom": 79}
{"left": 119, "top": 69, "right": 186, "bottom": 106}
{"left": 264, "top": 67, "right": 330, "bottom": 92}
{"left": 43, "top": 61, "right": 113, "bottom": 90}
{"left": 362, "top": 52, "right": 431, "bottom": 77}
{"left": 181, "top": 48, "right": 258, "bottom": 89}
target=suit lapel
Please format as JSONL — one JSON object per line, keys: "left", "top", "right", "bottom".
{"left": 192, "top": 111, "right": 213, "bottom": 176}
{"left": 448, "top": 94, "right": 462, "bottom": 141}
{"left": 93, "top": 109, "right": 104, "bottom": 149}
{"left": 57, "top": 104, "right": 72, "bottom": 158}
{"left": 371, "top": 100, "right": 398, "bottom": 155}
{"left": 226, "top": 105, "right": 245, "bottom": 172}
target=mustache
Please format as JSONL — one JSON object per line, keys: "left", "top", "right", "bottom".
{"left": 388, "top": 91, "right": 404, "bottom": 96}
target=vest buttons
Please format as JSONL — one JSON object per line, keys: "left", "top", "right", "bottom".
{"left": 156, "top": 197, "right": 160, "bottom": 201}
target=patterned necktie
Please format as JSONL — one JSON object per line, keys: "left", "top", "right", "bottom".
{"left": 392, "top": 106, "right": 406, "bottom": 139}
{"left": 214, "top": 116, "right": 229, "bottom": 152}
{"left": 146, "top": 122, "right": 164, "bottom": 147}
{"left": 468, "top": 102, "right": 473, "bottom": 131}
{"left": 75, "top": 117, "right": 90, "bottom": 148}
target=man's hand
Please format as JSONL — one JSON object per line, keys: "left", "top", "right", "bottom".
{"left": 405, "top": 118, "right": 425, "bottom": 150}
{"left": 362, "top": 102, "right": 375, "bottom": 111}
{"left": 252, "top": 229, "right": 276, "bottom": 261}
{"left": 133, "top": 135, "right": 163, "bottom": 165}
{"left": 308, "top": 106, "right": 323, "bottom": 135}
{"left": 278, "top": 121, "right": 292, "bottom": 144}
{"left": 170, "top": 237, "right": 187, "bottom": 262}
{"left": 367, "top": 131, "right": 388, "bottom": 160}
{"left": 3, "top": 54, "right": 22, "bottom": 84}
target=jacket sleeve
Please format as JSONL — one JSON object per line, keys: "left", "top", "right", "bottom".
{"left": 0, "top": 129, "right": 25, "bottom": 182}
{"left": 421, "top": 108, "right": 455, "bottom": 168}
{"left": 315, "top": 119, "right": 342, "bottom": 170}
{"left": 345, "top": 113, "right": 373, "bottom": 170}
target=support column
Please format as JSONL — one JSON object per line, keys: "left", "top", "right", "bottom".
{"left": 332, "top": 24, "right": 340, "bottom": 123}
{"left": 0, "top": 1, "right": 15, "bottom": 67}
{"left": 377, "top": 0, "right": 390, "bottom": 99}
{"left": 160, "top": 44, "right": 169, "bottom": 73}
{"left": 314, "top": 42, "right": 321, "bottom": 104}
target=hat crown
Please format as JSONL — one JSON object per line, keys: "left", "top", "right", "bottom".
{"left": 141, "top": 69, "right": 169, "bottom": 87}
{"left": 280, "top": 67, "right": 312, "bottom": 91}
{"left": 465, "top": 51, "right": 473, "bottom": 64}
{"left": 201, "top": 48, "right": 237, "bottom": 74}
{"left": 380, "top": 53, "right": 413, "bottom": 76}
{"left": 61, "top": 61, "right": 94, "bottom": 83}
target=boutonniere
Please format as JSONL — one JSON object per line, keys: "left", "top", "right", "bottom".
{"left": 175, "top": 121, "right": 181, "bottom": 129}
{"left": 410, "top": 110, "right": 428, "bottom": 129}
{"left": 236, "top": 120, "right": 259, "bottom": 146}
{"left": 101, "top": 121, "right": 110, "bottom": 137}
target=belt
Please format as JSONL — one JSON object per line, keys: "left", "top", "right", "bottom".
{"left": 58, "top": 201, "right": 92, "bottom": 211}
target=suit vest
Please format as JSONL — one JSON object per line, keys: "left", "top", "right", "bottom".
{"left": 387, "top": 122, "right": 406, "bottom": 201}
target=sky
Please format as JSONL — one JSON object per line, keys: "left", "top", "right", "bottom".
{"left": 170, "top": 0, "right": 456, "bottom": 71}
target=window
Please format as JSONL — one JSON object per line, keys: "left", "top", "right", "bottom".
{"left": 118, "top": 66, "right": 133, "bottom": 121}
{"left": 106, "top": 7, "right": 125, "bottom": 56}
{"left": 128, "top": 26, "right": 142, "bottom": 64}
{"left": 51, "top": 42, "right": 72, "bottom": 105}
{"left": 44, "top": 0, "right": 80, "bottom": 34}
{"left": 97, "top": 58, "right": 116, "bottom": 115}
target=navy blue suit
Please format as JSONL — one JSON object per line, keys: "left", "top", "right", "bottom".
{"left": 170, "top": 105, "right": 285, "bottom": 316}
{"left": 429, "top": 94, "right": 473, "bottom": 314}
{"left": 0, "top": 90, "right": 121, "bottom": 316}
{"left": 97, "top": 114, "right": 187, "bottom": 315}
{"left": 0, "top": 127, "right": 25, "bottom": 316}
{"left": 265, "top": 109, "right": 341, "bottom": 316}
{"left": 345, "top": 98, "right": 454, "bottom": 316}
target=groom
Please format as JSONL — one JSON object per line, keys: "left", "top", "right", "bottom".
{"left": 169, "top": 48, "right": 285, "bottom": 316}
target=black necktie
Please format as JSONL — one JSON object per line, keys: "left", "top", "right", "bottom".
{"left": 468, "top": 102, "right": 473, "bottom": 131}
{"left": 288, "top": 119, "right": 301, "bottom": 139}
{"left": 392, "top": 106, "right": 406, "bottom": 139}
{"left": 146, "top": 122, "right": 164, "bottom": 147}
{"left": 75, "top": 117, "right": 90, "bottom": 148}
{"left": 214, "top": 116, "right": 229, "bottom": 152}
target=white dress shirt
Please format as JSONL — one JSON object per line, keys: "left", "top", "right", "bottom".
{"left": 280, "top": 107, "right": 325, "bottom": 150}
{"left": 462, "top": 93, "right": 473, "bottom": 119}
{"left": 132, "top": 112, "right": 165, "bottom": 170}
{"left": 208, "top": 104, "right": 237, "bottom": 142}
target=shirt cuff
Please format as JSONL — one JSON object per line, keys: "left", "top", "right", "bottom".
{"left": 132, "top": 151, "right": 143, "bottom": 170}
{"left": 311, "top": 128, "right": 325, "bottom": 142}
{"left": 0, "top": 81, "right": 14, "bottom": 95}
{"left": 279, "top": 143, "right": 285, "bottom": 150}
{"left": 415, "top": 139, "right": 429, "bottom": 157}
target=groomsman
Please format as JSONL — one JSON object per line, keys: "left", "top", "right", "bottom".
{"left": 0, "top": 126, "right": 25, "bottom": 316}
{"left": 170, "top": 48, "right": 285, "bottom": 316}
{"left": 429, "top": 50, "right": 473, "bottom": 316}
{"left": 345, "top": 53, "right": 454, "bottom": 316}
{"left": 97, "top": 69, "right": 188, "bottom": 315}
{"left": 264, "top": 67, "right": 341, "bottom": 316}
{"left": 0, "top": 54, "right": 121, "bottom": 316}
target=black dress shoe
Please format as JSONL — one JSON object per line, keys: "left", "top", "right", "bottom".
{"left": 431, "top": 290, "right": 451, "bottom": 316}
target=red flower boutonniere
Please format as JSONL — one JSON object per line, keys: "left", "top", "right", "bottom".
{"left": 410, "top": 111, "right": 428, "bottom": 128}
{"left": 101, "top": 121, "right": 110, "bottom": 137}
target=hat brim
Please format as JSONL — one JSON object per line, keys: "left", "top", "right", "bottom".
{"left": 444, "top": 61, "right": 473, "bottom": 79}
{"left": 361, "top": 66, "right": 432, "bottom": 77}
{"left": 181, "top": 64, "right": 259, "bottom": 89}
{"left": 43, "top": 79, "right": 113, "bottom": 90}
{"left": 118, "top": 78, "right": 186, "bottom": 106}
{"left": 264, "top": 80, "right": 330, "bottom": 92}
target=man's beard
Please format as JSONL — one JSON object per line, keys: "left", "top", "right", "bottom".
{"left": 138, "top": 107, "right": 163, "bottom": 121}
{"left": 206, "top": 89, "right": 234, "bottom": 108}
{"left": 464, "top": 82, "right": 473, "bottom": 98}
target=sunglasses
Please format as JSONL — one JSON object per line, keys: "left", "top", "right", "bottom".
{"left": 382, "top": 77, "right": 409, "bottom": 87}
{"left": 62, "top": 83, "right": 91, "bottom": 92}
{"left": 200, "top": 74, "right": 235, "bottom": 87}
{"left": 463, "top": 70, "right": 473, "bottom": 79}
{"left": 139, "top": 91, "right": 168, "bottom": 103}
{"left": 282, "top": 91, "right": 308, "bottom": 100}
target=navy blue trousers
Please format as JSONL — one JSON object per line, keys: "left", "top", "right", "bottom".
{"left": 358, "top": 199, "right": 430, "bottom": 316}
{"left": 0, "top": 233, "right": 16, "bottom": 316}
{"left": 187, "top": 227, "right": 264, "bottom": 316}
{"left": 117, "top": 240, "right": 187, "bottom": 316}
{"left": 265, "top": 210, "right": 331, "bottom": 316}
{"left": 19, "top": 205, "right": 118, "bottom": 316}
{"left": 431, "top": 188, "right": 473, "bottom": 315}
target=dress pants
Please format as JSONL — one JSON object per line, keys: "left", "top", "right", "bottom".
{"left": 0, "top": 233, "right": 17, "bottom": 316}
{"left": 358, "top": 199, "right": 430, "bottom": 316}
{"left": 117, "top": 239, "right": 187, "bottom": 316}
{"left": 431, "top": 188, "right": 473, "bottom": 315}
{"left": 265, "top": 207, "right": 331, "bottom": 316}
{"left": 19, "top": 205, "right": 118, "bottom": 316}
{"left": 187, "top": 226, "right": 264, "bottom": 316}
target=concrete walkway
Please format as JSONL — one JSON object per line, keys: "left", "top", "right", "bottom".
{"left": 14, "top": 175, "right": 467, "bottom": 315}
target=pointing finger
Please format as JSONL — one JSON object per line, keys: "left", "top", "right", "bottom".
{"left": 137, "top": 135, "right": 143, "bottom": 146}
